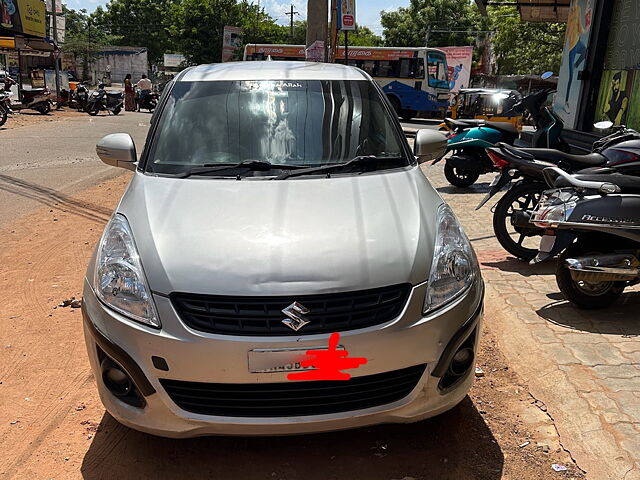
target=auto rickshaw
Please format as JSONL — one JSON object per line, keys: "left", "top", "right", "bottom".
{"left": 440, "top": 88, "right": 523, "bottom": 131}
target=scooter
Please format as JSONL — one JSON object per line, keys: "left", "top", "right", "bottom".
{"left": 531, "top": 167, "right": 640, "bottom": 309}
{"left": 73, "top": 82, "right": 89, "bottom": 111}
{"left": 85, "top": 84, "right": 123, "bottom": 116}
{"left": 435, "top": 89, "right": 567, "bottom": 187}
{"left": 477, "top": 121, "right": 640, "bottom": 261}
{"left": 136, "top": 87, "right": 158, "bottom": 112}
{"left": 0, "top": 91, "right": 11, "bottom": 127}
{"left": 20, "top": 87, "right": 53, "bottom": 114}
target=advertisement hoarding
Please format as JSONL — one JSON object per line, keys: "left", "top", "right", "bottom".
{"left": 0, "top": 0, "right": 47, "bottom": 38}
{"left": 438, "top": 46, "right": 474, "bottom": 93}
{"left": 337, "top": 0, "right": 356, "bottom": 31}
{"left": 222, "top": 26, "right": 242, "bottom": 62}
{"left": 164, "top": 53, "right": 186, "bottom": 68}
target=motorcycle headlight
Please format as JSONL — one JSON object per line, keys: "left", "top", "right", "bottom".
{"left": 94, "top": 214, "right": 160, "bottom": 328}
{"left": 424, "top": 204, "right": 479, "bottom": 314}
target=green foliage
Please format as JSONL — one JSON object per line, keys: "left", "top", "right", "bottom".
{"left": 338, "top": 25, "right": 383, "bottom": 47}
{"left": 488, "top": 6, "right": 565, "bottom": 75}
{"left": 380, "top": 0, "right": 482, "bottom": 47}
{"left": 90, "top": 0, "right": 173, "bottom": 64}
{"left": 168, "top": 0, "right": 287, "bottom": 65}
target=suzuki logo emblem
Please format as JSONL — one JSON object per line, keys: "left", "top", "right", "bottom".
{"left": 282, "top": 302, "right": 311, "bottom": 331}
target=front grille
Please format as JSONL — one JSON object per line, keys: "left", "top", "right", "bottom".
{"left": 171, "top": 284, "right": 411, "bottom": 336}
{"left": 160, "top": 364, "right": 426, "bottom": 417}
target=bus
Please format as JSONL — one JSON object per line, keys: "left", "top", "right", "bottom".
{"left": 243, "top": 44, "right": 450, "bottom": 120}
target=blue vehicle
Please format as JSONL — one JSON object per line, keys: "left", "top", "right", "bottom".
{"left": 435, "top": 89, "right": 567, "bottom": 187}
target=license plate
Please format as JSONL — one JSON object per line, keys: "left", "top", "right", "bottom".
{"left": 539, "top": 235, "right": 556, "bottom": 253}
{"left": 248, "top": 346, "right": 344, "bottom": 374}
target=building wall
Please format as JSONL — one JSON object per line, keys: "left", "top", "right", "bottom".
{"left": 75, "top": 48, "right": 148, "bottom": 85}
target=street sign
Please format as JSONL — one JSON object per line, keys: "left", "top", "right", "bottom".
{"left": 337, "top": 0, "right": 356, "bottom": 31}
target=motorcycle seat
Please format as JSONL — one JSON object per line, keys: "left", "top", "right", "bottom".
{"left": 554, "top": 173, "right": 640, "bottom": 194}
{"left": 497, "top": 143, "right": 607, "bottom": 168}
{"left": 106, "top": 92, "right": 122, "bottom": 98}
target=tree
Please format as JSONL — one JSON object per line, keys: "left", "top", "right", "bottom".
{"left": 338, "top": 25, "right": 383, "bottom": 47}
{"left": 90, "top": 0, "right": 173, "bottom": 64}
{"left": 489, "top": 6, "right": 565, "bottom": 75}
{"left": 61, "top": 6, "right": 115, "bottom": 80}
{"left": 167, "top": 0, "right": 287, "bottom": 64}
{"left": 380, "top": 0, "right": 482, "bottom": 48}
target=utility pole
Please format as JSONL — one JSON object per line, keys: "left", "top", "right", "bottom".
{"left": 329, "top": 0, "right": 337, "bottom": 62}
{"left": 285, "top": 4, "right": 299, "bottom": 44}
{"left": 51, "top": 0, "right": 61, "bottom": 109}
{"left": 306, "top": 0, "right": 328, "bottom": 61}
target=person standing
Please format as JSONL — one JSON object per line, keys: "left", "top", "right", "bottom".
{"left": 124, "top": 74, "right": 136, "bottom": 111}
{"left": 136, "top": 74, "right": 152, "bottom": 111}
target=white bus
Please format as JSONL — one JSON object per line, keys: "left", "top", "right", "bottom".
{"left": 243, "top": 44, "right": 450, "bottom": 120}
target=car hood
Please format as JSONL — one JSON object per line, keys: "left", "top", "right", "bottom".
{"left": 118, "top": 167, "right": 443, "bottom": 296}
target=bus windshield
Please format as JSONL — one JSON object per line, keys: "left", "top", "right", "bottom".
{"left": 427, "top": 52, "right": 448, "bottom": 89}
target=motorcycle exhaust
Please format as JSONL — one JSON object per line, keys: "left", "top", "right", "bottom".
{"left": 566, "top": 254, "right": 640, "bottom": 282}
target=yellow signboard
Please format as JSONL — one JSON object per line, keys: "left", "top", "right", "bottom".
{"left": 18, "top": 0, "right": 46, "bottom": 37}
{"left": 0, "top": 37, "right": 16, "bottom": 49}
{"left": 0, "top": 0, "right": 46, "bottom": 38}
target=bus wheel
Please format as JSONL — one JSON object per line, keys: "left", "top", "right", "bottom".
{"left": 387, "top": 95, "right": 401, "bottom": 117}
{"left": 401, "top": 110, "right": 416, "bottom": 121}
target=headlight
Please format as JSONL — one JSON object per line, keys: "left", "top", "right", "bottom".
{"left": 424, "top": 204, "right": 479, "bottom": 313}
{"left": 94, "top": 214, "right": 160, "bottom": 328}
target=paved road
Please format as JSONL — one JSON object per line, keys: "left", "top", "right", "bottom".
{"left": 421, "top": 164, "right": 640, "bottom": 480}
{"left": 0, "top": 111, "right": 150, "bottom": 228}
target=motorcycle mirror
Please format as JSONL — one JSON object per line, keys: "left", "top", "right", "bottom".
{"left": 594, "top": 120, "right": 614, "bottom": 130}
{"left": 541, "top": 71, "right": 553, "bottom": 80}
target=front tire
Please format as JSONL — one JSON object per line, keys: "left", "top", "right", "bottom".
{"left": 0, "top": 106, "right": 7, "bottom": 127}
{"left": 36, "top": 103, "right": 51, "bottom": 114}
{"left": 444, "top": 161, "right": 480, "bottom": 188}
{"left": 556, "top": 241, "right": 625, "bottom": 309}
{"left": 492, "top": 182, "right": 545, "bottom": 261}
{"left": 113, "top": 106, "right": 122, "bottom": 115}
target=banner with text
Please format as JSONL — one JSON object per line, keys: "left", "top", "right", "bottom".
{"left": 1, "top": 0, "right": 47, "bottom": 38}
{"left": 222, "top": 26, "right": 242, "bottom": 62}
{"left": 439, "top": 46, "right": 473, "bottom": 93}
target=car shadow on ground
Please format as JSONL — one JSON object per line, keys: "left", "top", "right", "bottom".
{"left": 435, "top": 182, "right": 492, "bottom": 195}
{"left": 0, "top": 174, "right": 114, "bottom": 223}
{"left": 80, "top": 397, "right": 504, "bottom": 480}
{"left": 536, "top": 291, "right": 640, "bottom": 336}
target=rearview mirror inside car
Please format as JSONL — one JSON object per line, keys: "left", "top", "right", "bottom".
{"left": 96, "top": 133, "right": 137, "bottom": 171}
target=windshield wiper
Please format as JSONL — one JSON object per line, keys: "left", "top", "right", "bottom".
{"left": 176, "top": 160, "right": 304, "bottom": 179}
{"left": 274, "top": 155, "right": 405, "bottom": 180}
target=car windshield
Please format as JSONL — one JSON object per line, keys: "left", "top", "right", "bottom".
{"left": 146, "top": 79, "right": 407, "bottom": 175}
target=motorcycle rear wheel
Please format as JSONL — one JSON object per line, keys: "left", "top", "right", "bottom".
{"left": 88, "top": 107, "right": 99, "bottom": 116}
{"left": 492, "top": 182, "right": 545, "bottom": 261}
{"left": 556, "top": 241, "right": 625, "bottom": 309}
{"left": 0, "top": 106, "right": 7, "bottom": 127}
{"left": 444, "top": 161, "right": 480, "bottom": 188}
{"left": 36, "top": 103, "right": 51, "bottom": 115}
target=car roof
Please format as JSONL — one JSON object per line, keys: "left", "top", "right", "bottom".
{"left": 179, "top": 61, "right": 370, "bottom": 82}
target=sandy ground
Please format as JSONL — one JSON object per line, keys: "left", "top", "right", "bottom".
{"left": 1, "top": 108, "right": 88, "bottom": 130}
{"left": 0, "top": 173, "right": 585, "bottom": 479}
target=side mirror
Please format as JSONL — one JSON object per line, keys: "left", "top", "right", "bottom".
{"left": 96, "top": 133, "right": 137, "bottom": 170}
{"left": 414, "top": 129, "right": 448, "bottom": 163}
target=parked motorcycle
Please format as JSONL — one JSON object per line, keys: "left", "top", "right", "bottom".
{"left": 85, "top": 84, "right": 123, "bottom": 116}
{"left": 73, "top": 82, "right": 90, "bottom": 111}
{"left": 0, "top": 85, "right": 15, "bottom": 127}
{"left": 477, "top": 122, "right": 640, "bottom": 261}
{"left": 136, "top": 87, "right": 158, "bottom": 112}
{"left": 531, "top": 167, "right": 640, "bottom": 308}
{"left": 20, "top": 88, "right": 53, "bottom": 114}
{"left": 435, "top": 88, "right": 567, "bottom": 188}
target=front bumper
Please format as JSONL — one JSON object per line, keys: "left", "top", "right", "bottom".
{"left": 82, "top": 279, "right": 483, "bottom": 438}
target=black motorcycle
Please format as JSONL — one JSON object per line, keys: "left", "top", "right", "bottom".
{"left": 85, "top": 84, "right": 123, "bottom": 116}
{"left": 136, "top": 87, "right": 158, "bottom": 112}
{"left": 0, "top": 90, "right": 11, "bottom": 127}
{"left": 477, "top": 122, "right": 640, "bottom": 261}
{"left": 531, "top": 167, "right": 640, "bottom": 308}
{"left": 73, "top": 82, "right": 90, "bottom": 111}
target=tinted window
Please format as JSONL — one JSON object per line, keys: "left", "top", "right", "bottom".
{"left": 147, "top": 80, "right": 405, "bottom": 174}
{"left": 427, "top": 53, "right": 448, "bottom": 89}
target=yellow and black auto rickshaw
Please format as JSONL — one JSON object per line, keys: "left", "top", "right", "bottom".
{"left": 442, "top": 88, "right": 523, "bottom": 131}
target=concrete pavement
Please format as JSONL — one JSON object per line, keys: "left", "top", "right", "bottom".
{"left": 0, "top": 111, "right": 149, "bottom": 227}
{"left": 421, "top": 164, "right": 640, "bottom": 480}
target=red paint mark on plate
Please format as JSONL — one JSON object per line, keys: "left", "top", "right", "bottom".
{"left": 287, "top": 332, "right": 367, "bottom": 381}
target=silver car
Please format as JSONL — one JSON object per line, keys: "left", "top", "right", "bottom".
{"left": 83, "top": 61, "right": 483, "bottom": 438}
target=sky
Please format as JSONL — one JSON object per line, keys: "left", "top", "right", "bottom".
{"left": 62, "top": 0, "right": 407, "bottom": 36}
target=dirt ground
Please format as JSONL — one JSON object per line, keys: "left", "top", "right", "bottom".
{"left": 0, "top": 174, "right": 585, "bottom": 479}
{"left": 1, "top": 108, "right": 87, "bottom": 130}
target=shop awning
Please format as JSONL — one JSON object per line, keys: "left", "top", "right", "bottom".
{"left": 0, "top": 35, "right": 55, "bottom": 54}
{"left": 474, "top": 0, "right": 570, "bottom": 22}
